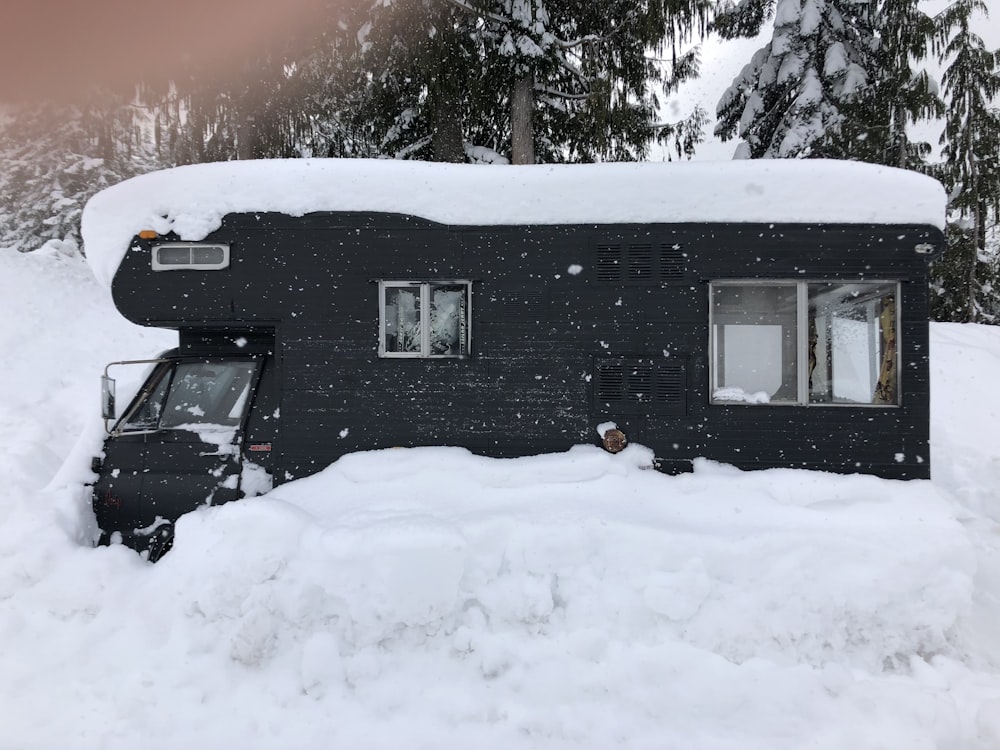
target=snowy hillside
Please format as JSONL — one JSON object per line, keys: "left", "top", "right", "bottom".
{"left": 2, "top": 237, "right": 1000, "bottom": 747}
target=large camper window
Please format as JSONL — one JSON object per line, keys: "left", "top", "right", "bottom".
{"left": 379, "top": 281, "right": 471, "bottom": 358}
{"left": 711, "top": 281, "right": 898, "bottom": 406}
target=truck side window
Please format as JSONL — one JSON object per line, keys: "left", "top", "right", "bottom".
{"left": 121, "top": 361, "right": 258, "bottom": 431}
{"left": 123, "top": 368, "right": 170, "bottom": 430}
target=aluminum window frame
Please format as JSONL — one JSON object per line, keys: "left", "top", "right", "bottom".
{"left": 709, "top": 279, "right": 901, "bottom": 407}
{"left": 151, "top": 243, "right": 231, "bottom": 272}
{"left": 377, "top": 280, "right": 473, "bottom": 359}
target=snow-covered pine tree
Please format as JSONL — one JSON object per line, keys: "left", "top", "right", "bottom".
{"left": 342, "top": 0, "right": 714, "bottom": 164}
{"left": 347, "top": 0, "right": 483, "bottom": 162}
{"left": 830, "top": 0, "right": 940, "bottom": 168}
{"left": 468, "top": 0, "right": 717, "bottom": 164}
{"left": 715, "top": 0, "right": 878, "bottom": 158}
{"left": 0, "top": 95, "right": 162, "bottom": 254}
{"left": 929, "top": 0, "right": 1000, "bottom": 322}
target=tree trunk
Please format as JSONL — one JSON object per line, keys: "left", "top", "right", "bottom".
{"left": 966, "top": 91, "right": 980, "bottom": 323}
{"left": 237, "top": 114, "right": 258, "bottom": 160}
{"left": 895, "top": 103, "right": 907, "bottom": 169}
{"left": 510, "top": 74, "right": 535, "bottom": 165}
{"left": 431, "top": 91, "right": 465, "bottom": 163}
{"left": 430, "top": 68, "right": 465, "bottom": 163}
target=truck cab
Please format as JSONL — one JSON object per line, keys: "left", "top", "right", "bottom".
{"left": 94, "top": 331, "right": 278, "bottom": 560}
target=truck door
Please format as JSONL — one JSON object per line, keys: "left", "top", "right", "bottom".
{"left": 95, "top": 357, "right": 263, "bottom": 554}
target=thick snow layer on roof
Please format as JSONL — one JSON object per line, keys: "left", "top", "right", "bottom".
{"left": 82, "top": 158, "right": 946, "bottom": 286}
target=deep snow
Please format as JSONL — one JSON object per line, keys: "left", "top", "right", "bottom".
{"left": 1, "top": 243, "right": 1000, "bottom": 748}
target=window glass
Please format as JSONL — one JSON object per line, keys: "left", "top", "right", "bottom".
{"left": 123, "top": 368, "right": 171, "bottom": 430}
{"left": 156, "top": 246, "right": 190, "bottom": 266}
{"left": 380, "top": 281, "right": 471, "bottom": 358}
{"left": 711, "top": 281, "right": 898, "bottom": 406}
{"left": 122, "top": 361, "right": 258, "bottom": 430}
{"left": 161, "top": 362, "right": 258, "bottom": 427}
{"left": 712, "top": 284, "right": 798, "bottom": 403}
{"left": 152, "top": 243, "right": 230, "bottom": 271}
{"left": 383, "top": 286, "right": 422, "bottom": 354}
{"left": 429, "top": 285, "right": 467, "bottom": 355}
{"left": 808, "top": 283, "right": 897, "bottom": 404}
{"left": 191, "top": 245, "right": 226, "bottom": 265}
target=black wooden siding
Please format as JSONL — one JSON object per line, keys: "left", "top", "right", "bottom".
{"left": 113, "top": 212, "right": 942, "bottom": 480}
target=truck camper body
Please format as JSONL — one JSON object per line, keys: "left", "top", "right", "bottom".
{"left": 82, "top": 159, "right": 946, "bottom": 559}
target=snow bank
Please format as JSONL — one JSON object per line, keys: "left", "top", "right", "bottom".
{"left": 2, "top": 247, "right": 999, "bottom": 749}
{"left": 1, "top": 447, "right": 984, "bottom": 749}
{"left": 81, "top": 158, "right": 947, "bottom": 286}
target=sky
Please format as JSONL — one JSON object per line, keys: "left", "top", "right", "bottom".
{"left": 0, "top": 0, "right": 333, "bottom": 99}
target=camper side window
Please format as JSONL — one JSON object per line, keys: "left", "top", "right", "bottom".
{"left": 151, "top": 243, "right": 230, "bottom": 271}
{"left": 379, "top": 281, "right": 471, "bottom": 358}
{"left": 710, "top": 281, "right": 899, "bottom": 406}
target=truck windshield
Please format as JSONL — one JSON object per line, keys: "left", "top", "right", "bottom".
{"left": 123, "top": 361, "right": 258, "bottom": 431}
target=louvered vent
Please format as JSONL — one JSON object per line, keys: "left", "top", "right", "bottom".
{"left": 593, "top": 357, "right": 687, "bottom": 415}
{"left": 627, "top": 244, "right": 654, "bottom": 280}
{"left": 596, "top": 364, "right": 624, "bottom": 401}
{"left": 501, "top": 289, "right": 546, "bottom": 319}
{"left": 595, "top": 242, "right": 687, "bottom": 285}
{"left": 659, "top": 244, "right": 685, "bottom": 281}
{"left": 596, "top": 245, "right": 623, "bottom": 281}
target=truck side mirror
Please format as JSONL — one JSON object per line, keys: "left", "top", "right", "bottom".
{"left": 101, "top": 375, "right": 117, "bottom": 420}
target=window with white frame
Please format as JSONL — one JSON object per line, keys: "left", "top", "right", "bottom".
{"left": 151, "top": 243, "right": 230, "bottom": 271}
{"left": 710, "top": 281, "right": 899, "bottom": 406}
{"left": 379, "top": 281, "right": 472, "bottom": 358}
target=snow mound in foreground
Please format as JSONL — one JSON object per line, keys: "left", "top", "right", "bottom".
{"left": 2, "top": 445, "right": 984, "bottom": 749}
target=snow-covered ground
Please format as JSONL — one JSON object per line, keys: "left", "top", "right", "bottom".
{"left": 2, "top": 242, "right": 1000, "bottom": 748}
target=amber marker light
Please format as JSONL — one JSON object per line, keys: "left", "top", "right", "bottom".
{"left": 138, "top": 230, "right": 158, "bottom": 239}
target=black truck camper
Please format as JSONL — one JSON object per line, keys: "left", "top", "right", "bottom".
{"left": 82, "top": 158, "right": 947, "bottom": 559}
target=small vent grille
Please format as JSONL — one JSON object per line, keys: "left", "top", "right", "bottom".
{"left": 501, "top": 289, "right": 546, "bottom": 319}
{"left": 655, "top": 368, "right": 684, "bottom": 402}
{"left": 660, "top": 244, "right": 685, "bottom": 281}
{"left": 595, "top": 242, "right": 687, "bottom": 285}
{"left": 596, "top": 245, "right": 623, "bottom": 281}
{"left": 627, "top": 244, "right": 654, "bottom": 280}
{"left": 593, "top": 357, "right": 687, "bottom": 415}
{"left": 596, "top": 365, "right": 624, "bottom": 400}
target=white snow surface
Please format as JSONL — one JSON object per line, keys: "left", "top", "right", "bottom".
{"left": 81, "top": 158, "right": 946, "bottom": 286}
{"left": 3, "top": 243, "right": 1000, "bottom": 748}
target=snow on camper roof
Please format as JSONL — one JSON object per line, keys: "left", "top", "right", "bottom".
{"left": 82, "top": 158, "right": 946, "bottom": 286}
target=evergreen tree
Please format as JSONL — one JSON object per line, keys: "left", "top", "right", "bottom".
{"left": 147, "top": 13, "right": 343, "bottom": 164}
{"left": 340, "top": 0, "right": 715, "bottom": 164}
{"left": 715, "top": 0, "right": 883, "bottom": 159}
{"left": 831, "top": 0, "right": 940, "bottom": 168}
{"left": 929, "top": 0, "right": 1000, "bottom": 322}
{"left": 0, "top": 94, "right": 162, "bottom": 254}
{"left": 345, "top": 0, "right": 483, "bottom": 162}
